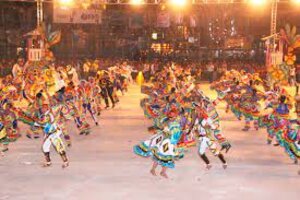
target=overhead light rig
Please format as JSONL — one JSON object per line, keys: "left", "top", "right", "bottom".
{"left": 0, "top": 0, "right": 293, "bottom": 5}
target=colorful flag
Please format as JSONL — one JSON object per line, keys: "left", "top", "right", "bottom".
{"left": 48, "top": 30, "right": 61, "bottom": 47}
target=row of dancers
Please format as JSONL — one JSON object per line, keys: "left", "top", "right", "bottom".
{"left": 134, "top": 65, "right": 231, "bottom": 178}
{"left": 134, "top": 65, "right": 300, "bottom": 177}
{"left": 0, "top": 62, "right": 132, "bottom": 167}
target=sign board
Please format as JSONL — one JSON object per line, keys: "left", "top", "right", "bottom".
{"left": 53, "top": 7, "right": 73, "bottom": 23}
{"left": 53, "top": 7, "right": 102, "bottom": 24}
{"left": 225, "top": 37, "right": 251, "bottom": 49}
{"left": 271, "top": 52, "right": 283, "bottom": 65}
{"left": 72, "top": 9, "right": 102, "bottom": 24}
{"left": 28, "top": 49, "right": 44, "bottom": 61}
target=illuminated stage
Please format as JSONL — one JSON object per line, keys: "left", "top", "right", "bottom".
{"left": 1, "top": 85, "right": 299, "bottom": 200}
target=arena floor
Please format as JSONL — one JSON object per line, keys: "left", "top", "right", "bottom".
{"left": 0, "top": 84, "right": 299, "bottom": 200}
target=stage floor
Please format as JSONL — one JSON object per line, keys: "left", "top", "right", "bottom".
{"left": 0, "top": 84, "right": 299, "bottom": 200}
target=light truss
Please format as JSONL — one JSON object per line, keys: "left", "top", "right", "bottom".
{"left": 0, "top": 0, "right": 292, "bottom": 4}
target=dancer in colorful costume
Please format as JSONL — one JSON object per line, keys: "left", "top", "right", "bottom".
{"left": 17, "top": 105, "right": 69, "bottom": 168}
{"left": 272, "top": 94, "right": 298, "bottom": 164}
{"left": 134, "top": 126, "right": 165, "bottom": 157}
{"left": 150, "top": 109, "right": 183, "bottom": 178}
{"left": 239, "top": 83, "right": 264, "bottom": 131}
{"left": 78, "top": 80, "right": 98, "bottom": 126}
{"left": 193, "top": 97, "right": 231, "bottom": 169}
{"left": 0, "top": 122, "right": 9, "bottom": 155}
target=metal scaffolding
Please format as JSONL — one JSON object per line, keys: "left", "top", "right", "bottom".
{"left": 0, "top": 0, "right": 292, "bottom": 4}
{"left": 269, "top": 0, "right": 278, "bottom": 56}
{"left": 36, "top": 0, "right": 43, "bottom": 27}
{"left": 270, "top": 0, "right": 278, "bottom": 35}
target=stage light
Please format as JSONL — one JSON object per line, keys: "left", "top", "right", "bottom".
{"left": 130, "top": 0, "right": 144, "bottom": 5}
{"left": 152, "top": 33, "right": 158, "bottom": 40}
{"left": 249, "top": 0, "right": 266, "bottom": 5}
{"left": 292, "top": 0, "right": 300, "bottom": 4}
{"left": 170, "top": 0, "right": 187, "bottom": 6}
{"left": 82, "top": 2, "right": 90, "bottom": 9}
{"left": 57, "top": 0, "right": 74, "bottom": 7}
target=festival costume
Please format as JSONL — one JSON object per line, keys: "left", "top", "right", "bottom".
{"left": 134, "top": 129, "right": 165, "bottom": 157}
{"left": 91, "top": 84, "right": 102, "bottom": 116}
{"left": 136, "top": 65, "right": 232, "bottom": 176}
{"left": 177, "top": 111, "right": 196, "bottom": 148}
{"left": 63, "top": 92, "right": 91, "bottom": 136}
{"left": 239, "top": 89, "right": 263, "bottom": 131}
{"left": 194, "top": 102, "right": 230, "bottom": 168}
{"left": 151, "top": 118, "right": 184, "bottom": 169}
{"left": 270, "top": 101, "right": 299, "bottom": 162}
{"left": 259, "top": 114, "right": 276, "bottom": 144}
{"left": 78, "top": 81, "right": 98, "bottom": 125}
{"left": 57, "top": 86, "right": 91, "bottom": 136}
{"left": 29, "top": 111, "right": 69, "bottom": 167}
{"left": 0, "top": 103, "right": 20, "bottom": 141}
{"left": 51, "top": 104, "right": 73, "bottom": 147}
{"left": 281, "top": 123, "right": 300, "bottom": 162}
{"left": 215, "top": 71, "right": 300, "bottom": 164}
{"left": 0, "top": 122, "right": 9, "bottom": 153}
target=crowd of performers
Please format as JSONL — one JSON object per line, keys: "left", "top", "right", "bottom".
{"left": 210, "top": 70, "right": 300, "bottom": 177}
{"left": 0, "top": 60, "right": 132, "bottom": 168}
{"left": 134, "top": 65, "right": 300, "bottom": 177}
{"left": 134, "top": 65, "right": 232, "bottom": 178}
{"left": 211, "top": 70, "right": 300, "bottom": 166}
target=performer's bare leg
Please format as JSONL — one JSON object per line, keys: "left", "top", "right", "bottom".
{"left": 217, "top": 153, "right": 227, "bottom": 169}
{"left": 200, "top": 153, "right": 212, "bottom": 170}
{"left": 42, "top": 152, "right": 52, "bottom": 167}
{"left": 150, "top": 161, "right": 158, "bottom": 176}
{"left": 160, "top": 167, "right": 168, "bottom": 179}
{"left": 60, "top": 151, "right": 69, "bottom": 168}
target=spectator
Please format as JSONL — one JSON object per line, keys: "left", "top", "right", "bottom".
{"left": 206, "top": 62, "right": 215, "bottom": 83}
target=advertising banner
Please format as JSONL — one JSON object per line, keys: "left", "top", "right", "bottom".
{"left": 72, "top": 9, "right": 102, "bottom": 24}
{"left": 53, "top": 8, "right": 102, "bottom": 24}
{"left": 53, "top": 7, "right": 73, "bottom": 23}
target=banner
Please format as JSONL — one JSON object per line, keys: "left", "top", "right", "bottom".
{"left": 72, "top": 9, "right": 102, "bottom": 24}
{"left": 53, "top": 7, "right": 73, "bottom": 23}
{"left": 157, "top": 11, "right": 170, "bottom": 28}
{"left": 53, "top": 8, "right": 102, "bottom": 24}
{"left": 48, "top": 30, "right": 62, "bottom": 47}
{"left": 225, "top": 37, "right": 250, "bottom": 49}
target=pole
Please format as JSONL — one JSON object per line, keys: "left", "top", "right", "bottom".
{"left": 36, "top": 0, "right": 43, "bottom": 27}
{"left": 270, "top": 0, "right": 277, "bottom": 53}
{"left": 71, "top": 24, "right": 74, "bottom": 64}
